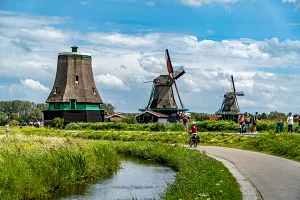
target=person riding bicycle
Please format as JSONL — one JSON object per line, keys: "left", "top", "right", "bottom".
{"left": 190, "top": 122, "right": 199, "bottom": 142}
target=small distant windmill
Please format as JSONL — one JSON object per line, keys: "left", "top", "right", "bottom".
{"left": 137, "top": 49, "right": 188, "bottom": 123}
{"left": 216, "top": 75, "right": 244, "bottom": 122}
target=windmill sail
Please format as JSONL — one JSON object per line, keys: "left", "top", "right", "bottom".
{"left": 165, "top": 49, "right": 174, "bottom": 75}
{"left": 216, "top": 75, "right": 245, "bottom": 122}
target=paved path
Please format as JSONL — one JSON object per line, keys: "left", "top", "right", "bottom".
{"left": 198, "top": 146, "right": 300, "bottom": 200}
{"left": 0, "top": 134, "right": 6, "bottom": 140}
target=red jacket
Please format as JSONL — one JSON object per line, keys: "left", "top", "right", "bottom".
{"left": 192, "top": 125, "right": 197, "bottom": 134}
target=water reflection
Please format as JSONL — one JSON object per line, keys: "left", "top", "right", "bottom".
{"left": 58, "top": 159, "right": 175, "bottom": 200}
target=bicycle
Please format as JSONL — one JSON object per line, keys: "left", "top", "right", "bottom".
{"left": 189, "top": 135, "right": 200, "bottom": 147}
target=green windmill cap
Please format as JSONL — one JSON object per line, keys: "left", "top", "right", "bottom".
{"left": 71, "top": 45, "right": 78, "bottom": 52}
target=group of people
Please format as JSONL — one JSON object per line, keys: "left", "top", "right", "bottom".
{"left": 239, "top": 112, "right": 298, "bottom": 134}
{"left": 238, "top": 112, "right": 259, "bottom": 135}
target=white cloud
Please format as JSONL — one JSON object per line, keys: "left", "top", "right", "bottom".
{"left": 20, "top": 79, "right": 49, "bottom": 92}
{"left": 1, "top": 11, "right": 300, "bottom": 114}
{"left": 145, "top": 1, "right": 155, "bottom": 6}
{"left": 206, "top": 29, "right": 214, "bottom": 35}
{"left": 282, "top": 0, "right": 300, "bottom": 8}
{"left": 95, "top": 74, "right": 130, "bottom": 90}
{"left": 80, "top": 1, "right": 91, "bottom": 5}
{"left": 224, "top": 5, "right": 232, "bottom": 13}
{"left": 179, "top": 0, "right": 238, "bottom": 7}
{"left": 0, "top": 11, "right": 69, "bottom": 27}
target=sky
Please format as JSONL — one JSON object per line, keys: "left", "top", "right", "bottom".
{"left": 0, "top": 0, "right": 299, "bottom": 114}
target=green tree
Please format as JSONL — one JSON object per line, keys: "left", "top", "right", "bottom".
{"left": 11, "top": 113, "right": 19, "bottom": 121}
{"left": 101, "top": 103, "right": 115, "bottom": 114}
{"left": 268, "top": 111, "right": 286, "bottom": 120}
{"left": 29, "top": 108, "right": 44, "bottom": 121}
{"left": 261, "top": 112, "right": 267, "bottom": 120}
{"left": 191, "top": 113, "right": 211, "bottom": 121}
{"left": 0, "top": 100, "right": 48, "bottom": 123}
{"left": 122, "top": 114, "right": 138, "bottom": 124}
{"left": 0, "top": 112, "right": 8, "bottom": 126}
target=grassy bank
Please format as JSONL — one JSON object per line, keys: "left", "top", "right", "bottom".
{"left": 0, "top": 135, "right": 119, "bottom": 200}
{"left": 115, "top": 142, "right": 242, "bottom": 200}
{"left": 0, "top": 134, "right": 242, "bottom": 200}
{"left": 13, "top": 126, "right": 300, "bottom": 163}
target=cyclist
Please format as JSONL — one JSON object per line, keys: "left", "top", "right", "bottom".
{"left": 190, "top": 122, "right": 199, "bottom": 143}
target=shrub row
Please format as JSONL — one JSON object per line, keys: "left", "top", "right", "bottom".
{"left": 65, "top": 122, "right": 185, "bottom": 132}
{"left": 65, "top": 120, "right": 297, "bottom": 132}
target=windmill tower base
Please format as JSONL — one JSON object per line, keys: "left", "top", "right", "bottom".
{"left": 137, "top": 108, "right": 188, "bottom": 124}
{"left": 43, "top": 109, "right": 105, "bottom": 127}
{"left": 215, "top": 111, "right": 240, "bottom": 123}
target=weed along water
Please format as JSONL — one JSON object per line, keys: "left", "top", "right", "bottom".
{"left": 56, "top": 158, "right": 176, "bottom": 200}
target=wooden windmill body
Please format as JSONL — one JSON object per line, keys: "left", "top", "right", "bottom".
{"left": 43, "top": 46, "right": 105, "bottom": 126}
{"left": 216, "top": 75, "right": 244, "bottom": 122}
{"left": 136, "top": 49, "right": 188, "bottom": 123}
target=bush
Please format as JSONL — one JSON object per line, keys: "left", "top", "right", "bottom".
{"left": 64, "top": 120, "right": 285, "bottom": 133}
{"left": 53, "top": 117, "right": 64, "bottom": 129}
{"left": 121, "top": 114, "right": 138, "bottom": 124}
{"left": 9, "top": 120, "right": 19, "bottom": 126}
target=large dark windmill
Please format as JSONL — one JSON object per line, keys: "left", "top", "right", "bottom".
{"left": 136, "top": 49, "right": 188, "bottom": 123}
{"left": 216, "top": 75, "right": 244, "bottom": 122}
{"left": 43, "top": 46, "right": 105, "bottom": 126}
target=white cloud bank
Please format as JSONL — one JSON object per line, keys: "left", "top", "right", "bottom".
{"left": 282, "top": 0, "right": 300, "bottom": 8}
{"left": 21, "top": 79, "right": 50, "bottom": 92}
{"left": 95, "top": 74, "right": 131, "bottom": 91}
{"left": 0, "top": 11, "right": 299, "bottom": 113}
{"left": 80, "top": 1, "right": 91, "bottom": 5}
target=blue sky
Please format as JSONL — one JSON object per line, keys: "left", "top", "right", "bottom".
{"left": 2, "top": 0, "right": 300, "bottom": 40}
{"left": 0, "top": 0, "right": 300, "bottom": 114}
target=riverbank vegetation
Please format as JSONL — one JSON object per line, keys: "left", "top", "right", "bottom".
{"left": 0, "top": 134, "right": 242, "bottom": 200}
{"left": 6, "top": 125, "right": 300, "bottom": 162}
{"left": 0, "top": 135, "right": 119, "bottom": 200}
{"left": 115, "top": 142, "right": 241, "bottom": 200}
{"left": 64, "top": 120, "right": 299, "bottom": 133}
{"left": 66, "top": 120, "right": 300, "bottom": 133}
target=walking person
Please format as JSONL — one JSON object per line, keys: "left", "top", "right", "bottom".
{"left": 287, "top": 112, "right": 294, "bottom": 133}
{"left": 183, "top": 117, "right": 188, "bottom": 132}
{"left": 252, "top": 112, "right": 258, "bottom": 134}
{"left": 238, "top": 114, "right": 245, "bottom": 135}
{"left": 245, "top": 113, "right": 251, "bottom": 133}
{"left": 5, "top": 124, "right": 9, "bottom": 134}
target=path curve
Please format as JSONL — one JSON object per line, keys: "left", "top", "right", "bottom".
{"left": 197, "top": 146, "right": 300, "bottom": 200}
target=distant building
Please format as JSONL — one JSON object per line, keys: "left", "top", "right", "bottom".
{"left": 136, "top": 110, "right": 170, "bottom": 124}
{"left": 104, "top": 112, "right": 126, "bottom": 122}
{"left": 43, "top": 46, "right": 105, "bottom": 126}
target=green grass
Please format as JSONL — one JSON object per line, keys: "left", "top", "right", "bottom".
{"left": 0, "top": 134, "right": 242, "bottom": 200}
{"left": 0, "top": 135, "right": 119, "bottom": 200}
{"left": 13, "top": 126, "right": 300, "bottom": 162}
{"left": 114, "top": 142, "right": 241, "bottom": 200}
